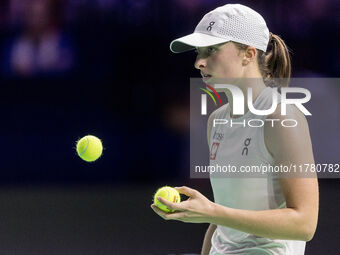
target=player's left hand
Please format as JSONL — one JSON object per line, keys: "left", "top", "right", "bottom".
{"left": 150, "top": 186, "right": 215, "bottom": 223}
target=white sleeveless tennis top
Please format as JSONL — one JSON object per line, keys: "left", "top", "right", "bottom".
{"left": 209, "top": 86, "right": 306, "bottom": 255}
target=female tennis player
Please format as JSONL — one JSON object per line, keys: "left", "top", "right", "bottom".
{"left": 151, "top": 4, "right": 318, "bottom": 255}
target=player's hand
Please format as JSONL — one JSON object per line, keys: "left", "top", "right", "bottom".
{"left": 150, "top": 186, "right": 215, "bottom": 223}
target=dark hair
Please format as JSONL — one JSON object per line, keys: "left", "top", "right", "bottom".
{"left": 233, "top": 32, "right": 291, "bottom": 87}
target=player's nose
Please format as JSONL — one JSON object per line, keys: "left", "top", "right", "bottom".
{"left": 194, "top": 56, "right": 207, "bottom": 70}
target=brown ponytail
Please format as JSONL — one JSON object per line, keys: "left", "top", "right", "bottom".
{"left": 234, "top": 32, "right": 292, "bottom": 87}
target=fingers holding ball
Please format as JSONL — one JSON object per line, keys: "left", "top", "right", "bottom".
{"left": 153, "top": 186, "right": 181, "bottom": 213}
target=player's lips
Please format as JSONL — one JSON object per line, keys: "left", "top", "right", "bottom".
{"left": 201, "top": 72, "right": 212, "bottom": 82}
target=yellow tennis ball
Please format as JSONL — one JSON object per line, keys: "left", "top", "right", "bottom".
{"left": 76, "top": 135, "right": 103, "bottom": 162}
{"left": 153, "top": 186, "right": 181, "bottom": 213}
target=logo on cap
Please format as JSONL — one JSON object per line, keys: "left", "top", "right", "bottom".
{"left": 206, "top": 21, "right": 215, "bottom": 31}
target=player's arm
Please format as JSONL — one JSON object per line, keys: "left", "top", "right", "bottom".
{"left": 201, "top": 224, "right": 217, "bottom": 255}
{"left": 265, "top": 104, "right": 319, "bottom": 240}
{"left": 207, "top": 105, "right": 319, "bottom": 241}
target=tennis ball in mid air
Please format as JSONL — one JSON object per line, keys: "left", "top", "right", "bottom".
{"left": 153, "top": 186, "right": 181, "bottom": 213}
{"left": 76, "top": 135, "right": 103, "bottom": 162}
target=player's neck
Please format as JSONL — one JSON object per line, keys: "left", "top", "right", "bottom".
{"left": 226, "top": 77, "right": 267, "bottom": 119}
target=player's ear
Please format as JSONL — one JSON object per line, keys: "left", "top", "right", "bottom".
{"left": 242, "top": 46, "right": 257, "bottom": 65}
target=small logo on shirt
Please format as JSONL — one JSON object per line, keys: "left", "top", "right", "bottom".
{"left": 210, "top": 142, "right": 220, "bottom": 160}
{"left": 213, "top": 131, "right": 224, "bottom": 141}
{"left": 242, "top": 138, "right": 251, "bottom": 156}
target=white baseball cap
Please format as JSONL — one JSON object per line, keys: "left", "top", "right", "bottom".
{"left": 170, "top": 4, "right": 270, "bottom": 53}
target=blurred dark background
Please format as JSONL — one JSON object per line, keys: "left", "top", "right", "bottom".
{"left": 0, "top": 0, "right": 339, "bottom": 254}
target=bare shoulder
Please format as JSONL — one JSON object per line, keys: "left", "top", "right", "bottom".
{"left": 264, "top": 104, "right": 313, "bottom": 161}
{"left": 268, "top": 103, "right": 308, "bottom": 124}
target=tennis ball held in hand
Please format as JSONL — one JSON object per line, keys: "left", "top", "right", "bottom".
{"left": 153, "top": 186, "right": 181, "bottom": 213}
{"left": 76, "top": 135, "right": 103, "bottom": 162}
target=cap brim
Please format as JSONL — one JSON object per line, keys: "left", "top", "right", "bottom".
{"left": 170, "top": 32, "right": 231, "bottom": 53}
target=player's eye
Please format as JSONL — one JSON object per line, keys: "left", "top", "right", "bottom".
{"left": 207, "top": 47, "right": 216, "bottom": 54}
